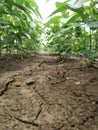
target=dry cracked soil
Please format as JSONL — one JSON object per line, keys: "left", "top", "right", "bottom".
{"left": 0, "top": 52, "right": 98, "bottom": 130}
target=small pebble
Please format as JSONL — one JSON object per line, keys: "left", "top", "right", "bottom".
{"left": 26, "top": 78, "right": 35, "bottom": 85}
{"left": 14, "top": 82, "right": 21, "bottom": 87}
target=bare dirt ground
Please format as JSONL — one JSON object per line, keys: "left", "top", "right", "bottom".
{"left": 0, "top": 52, "right": 98, "bottom": 130}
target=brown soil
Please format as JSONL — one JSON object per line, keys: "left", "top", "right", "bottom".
{"left": 0, "top": 52, "right": 98, "bottom": 130}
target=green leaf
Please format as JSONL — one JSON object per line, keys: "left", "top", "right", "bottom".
{"left": 61, "top": 26, "right": 74, "bottom": 33}
{"left": 50, "top": 3, "right": 69, "bottom": 16}
{"left": 45, "top": 16, "right": 62, "bottom": 26}
{"left": 4, "top": 0, "right": 27, "bottom": 12}
{"left": 68, "top": 0, "right": 84, "bottom": 9}
{"left": 55, "top": 1, "right": 69, "bottom": 8}
{"left": 50, "top": 1, "right": 86, "bottom": 20}
{"left": 62, "top": 13, "right": 80, "bottom": 25}
{"left": 0, "top": 19, "right": 14, "bottom": 26}
{"left": 89, "top": 21, "right": 98, "bottom": 28}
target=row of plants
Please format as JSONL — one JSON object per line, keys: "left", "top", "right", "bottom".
{"left": 0, "top": 0, "right": 98, "bottom": 63}
{"left": 0, "top": 0, "right": 42, "bottom": 54}
{"left": 44, "top": 0, "right": 98, "bottom": 61}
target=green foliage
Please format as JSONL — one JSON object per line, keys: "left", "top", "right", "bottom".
{"left": 0, "top": 0, "right": 42, "bottom": 54}
{"left": 44, "top": 0, "right": 98, "bottom": 61}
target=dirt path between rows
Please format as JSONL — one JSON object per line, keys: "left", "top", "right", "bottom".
{"left": 0, "top": 52, "right": 98, "bottom": 130}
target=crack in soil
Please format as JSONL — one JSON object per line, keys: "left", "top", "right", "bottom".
{"left": 0, "top": 79, "right": 14, "bottom": 96}
{"left": 38, "top": 60, "right": 46, "bottom": 66}
{"left": 33, "top": 103, "right": 43, "bottom": 121}
{"left": 33, "top": 87, "right": 48, "bottom": 103}
{"left": 15, "top": 103, "right": 43, "bottom": 128}
{"left": 15, "top": 117, "right": 39, "bottom": 127}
